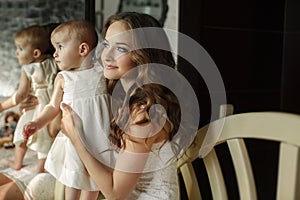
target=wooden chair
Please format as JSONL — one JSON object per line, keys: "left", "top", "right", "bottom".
{"left": 177, "top": 111, "right": 300, "bottom": 200}
{"left": 54, "top": 181, "right": 104, "bottom": 200}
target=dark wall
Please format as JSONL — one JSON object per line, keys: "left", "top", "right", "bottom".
{"left": 178, "top": 0, "right": 300, "bottom": 127}
{"left": 281, "top": 0, "right": 300, "bottom": 112}
{"left": 178, "top": 1, "right": 300, "bottom": 199}
{"left": 0, "top": 0, "right": 85, "bottom": 97}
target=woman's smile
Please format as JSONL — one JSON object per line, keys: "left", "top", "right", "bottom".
{"left": 104, "top": 64, "right": 118, "bottom": 70}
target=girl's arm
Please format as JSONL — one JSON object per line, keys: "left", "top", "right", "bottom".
{"left": 47, "top": 110, "right": 61, "bottom": 138}
{"left": 23, "top": 74, "right": 64, "bottom": 139}
{"left": 61, "top": 103, "right": 156, "bottom": 200}
{"left": 0, "top": 69, "right": 30, "bottom": 112}
{"left": 19, "top": 94, "right": 39, "bottom": 114}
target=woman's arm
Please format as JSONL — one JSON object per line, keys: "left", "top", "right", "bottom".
{"left": 61, "top": 103, "right": 151, "bottom": 200}
{"left": 0, "top": 69, "right": 30, "bottom": 112}
{"left": 23, "top": 74, "right": 64, "bottom": 139}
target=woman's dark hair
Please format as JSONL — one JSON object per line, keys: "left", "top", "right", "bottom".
{"left": 102, "top": 12, "right": 180, "bottom": 149}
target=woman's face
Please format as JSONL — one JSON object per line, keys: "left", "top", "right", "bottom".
{"left": 101, "top": 21, "right": 136, "bottom": 80}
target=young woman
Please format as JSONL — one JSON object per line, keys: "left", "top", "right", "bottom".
{"left": 60, "top": 12, "right": 184, "bottom": 200}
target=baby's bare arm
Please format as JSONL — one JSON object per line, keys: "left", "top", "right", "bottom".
{"left": 0, "top": 69, "right": 30, "bottom": 112}
{"left": 23, "top": 74, "right": 64, "bottom": 138}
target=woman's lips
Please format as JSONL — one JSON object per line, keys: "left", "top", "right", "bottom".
{"left": 105, "top": 65, "right": 118, "bottom": 70}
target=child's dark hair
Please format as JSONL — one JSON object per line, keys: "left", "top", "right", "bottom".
{"left": 15, "top": 24, "right": 59, "bottom": 56}
{"left": 4, "top": 111, "right": 19, "bottom": 123}
{"left": 110, "top": 83, "right": 181, "bottom": 149}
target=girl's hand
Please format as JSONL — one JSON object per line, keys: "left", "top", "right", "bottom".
{"left": 23, "top": 122, "right": 38, "bottom": 141}
{"left": 19, "top": 95, "right": 39, "bottom": 114}
{"left": 61, "top": 103, "right": 82, "bottom": 141}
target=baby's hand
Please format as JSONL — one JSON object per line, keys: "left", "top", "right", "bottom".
{"left": 23, "top": 122, "right": 38, "bottom": 140}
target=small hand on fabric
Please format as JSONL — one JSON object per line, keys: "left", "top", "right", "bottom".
{"left": 19, "top": 94, "right": 39, "bottom": 114}
{"left": 23, "top": 122, "right": 39, "bottom": 141}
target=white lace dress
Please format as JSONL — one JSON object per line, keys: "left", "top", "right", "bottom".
{"left": 13, "top": 57, "right": 57, "bottom": 154}
{"left": 45, "top": 65, "right": 111, "bottom": 191}
{"left": 128, "top": 142, "right": 179, "bottom": 200}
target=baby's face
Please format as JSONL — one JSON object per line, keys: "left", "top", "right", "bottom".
{"left": 15, "top": 39, "right": 36, "bottom": 65}
{"left": 6, "top": 115, "right": 15, "bottom": 123}
{"left": 51, "top": 32, "right": 82, "bottom": 71}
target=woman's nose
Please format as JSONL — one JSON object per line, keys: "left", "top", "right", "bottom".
{"left": 102, "top": 49, "right": 114, "bottom": 62}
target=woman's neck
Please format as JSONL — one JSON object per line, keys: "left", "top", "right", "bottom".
{"left": 120, "top": 78, "right": 135, "bottom": 92}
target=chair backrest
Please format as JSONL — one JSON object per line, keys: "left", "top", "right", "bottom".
{"left": 177, "top": 111, "right": 300, "bottom": 200}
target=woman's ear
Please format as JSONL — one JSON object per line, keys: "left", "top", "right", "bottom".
{"left": 33, "top": 49, "right": 42, "bottom": 58}
{"left": 79, "top": 43, "right": 89, "bottom": 56}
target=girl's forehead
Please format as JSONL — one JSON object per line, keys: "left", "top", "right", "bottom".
{"left": 51, "top": 32, "right": 67, "bottom": 44}
{"left": 52, "top": 30, "right": 78, "bottom": 45}
{"left": 15, "top": 38, "right": 31, "bottom": 49}
{"left": 15, "top": 37, "right": 27, "bottom": 44}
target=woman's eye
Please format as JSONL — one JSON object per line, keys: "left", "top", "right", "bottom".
{"left": 102, "top": 42, "right": 109, "bottom": 48}
{"left": 117, "top": 47, "right": 128, "bottom": 53}
{"left": 58, "top": 45, "right": 63, "bottom": 50}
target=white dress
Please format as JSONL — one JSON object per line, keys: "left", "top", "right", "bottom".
{"left": 128, "top": 142, "right": 179, "bottom": 200}
{"left": 13, "top": 57, "right": 57, "bottom": 154}
{"left": 45, "top": 65, "right": 111, "bottom": 191}
{"left": 0, "top": 58, "right": 57, "bottom": 198}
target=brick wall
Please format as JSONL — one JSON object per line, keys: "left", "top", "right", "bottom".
{"left": 0, "top": 0, "right": 85, "bottom": 97}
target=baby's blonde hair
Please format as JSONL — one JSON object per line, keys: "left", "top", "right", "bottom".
{"left": 51, "top": 19, "right": 98, "bottom": 50}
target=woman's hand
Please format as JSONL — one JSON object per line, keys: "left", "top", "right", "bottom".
{"left": 19, "top": 94, "right": 39, "bottom": 114}
{"left": 60, "top": 103, "right": 82, "bottom": 142}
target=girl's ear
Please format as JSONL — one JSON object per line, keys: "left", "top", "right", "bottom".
{"left": 79, "top": 43, "right": 89, "bottom": 56}
{"left": 33, "top": 49, "right": 42, "bottom": 58}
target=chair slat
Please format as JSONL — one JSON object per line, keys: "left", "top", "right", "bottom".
{"left": 227, "top": 139, "right": 257, "bottom": 200}
{"left": 178, "top": 112, "right": 300, "bottom": 200}
{"left": 54, "top": 180, "right": 65, "bottom": 200}
{"left": 179, "top": 162, "right": 202, "bottom": 200}
{"left": 276, "top": 143, "right": 300, "bottom": 200}
{"left": 204, "top": 149, "right": 228, "bottom": 200}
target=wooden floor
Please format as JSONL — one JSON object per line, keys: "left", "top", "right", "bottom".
{"left": 0, "top": 147, "right": 37, "bottom": 170}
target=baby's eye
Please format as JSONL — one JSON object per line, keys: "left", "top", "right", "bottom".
{"left": 58, "top": 45, "right": 63, "bottom": 50}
